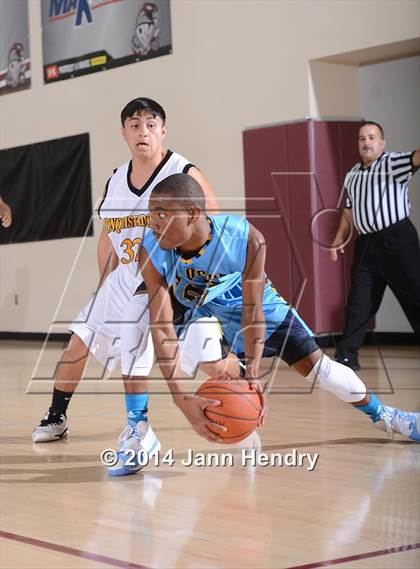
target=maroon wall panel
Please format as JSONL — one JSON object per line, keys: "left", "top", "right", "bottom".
{"left": 243, "top": 119, "right": 363, "bottom": 335}
{"left": 284, "top": 122, "right": 316, "bottom": 326}
{"left": 243, "top": 125, "right": 293, "bottom": 301}
{"left": 312, "top": 121, "right": 346, "bottom": 332}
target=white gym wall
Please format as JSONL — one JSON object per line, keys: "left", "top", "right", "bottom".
{"left": 0, "top": 0, "right": 419, "bottom": 333}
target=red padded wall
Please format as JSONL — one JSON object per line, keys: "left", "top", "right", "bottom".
{"left": 243, "top": 119, "right": 362, "bottom": 334}
{"left": 243, "top": 124, "right": 293, "bottom": 302}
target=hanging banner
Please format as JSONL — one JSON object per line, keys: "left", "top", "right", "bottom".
{"left": 41, "top": 0, "right": 172, "bottom": 84}
{"left": 0, "top": 134, "right": 93, "bottom": 245}
{"left": 0, "top": 0, "right": 31, "bottom": 96}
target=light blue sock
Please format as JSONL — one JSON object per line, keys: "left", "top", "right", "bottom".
{"left": 125, "top": 393, "right": 148, "bottom": 425}
{"left": 356, "top": 392, "right": 384, "bottom": 422}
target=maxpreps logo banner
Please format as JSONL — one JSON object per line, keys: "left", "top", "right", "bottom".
{"left": 41, "top": 0, "right": 171, "bottom": 83}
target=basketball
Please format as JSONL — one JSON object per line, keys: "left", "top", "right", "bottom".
{"left": 196, "top": 376, "right": 262, "bottom": 443}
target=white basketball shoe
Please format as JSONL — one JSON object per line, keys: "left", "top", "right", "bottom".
{"left": 375, "top": 406, "right": 420, "bottom": 441}
{"left": 32, "top": 409, "right": 68, "bottom": 442}
{"left": 107, "top": 421, "right": 160, "bottom": 477}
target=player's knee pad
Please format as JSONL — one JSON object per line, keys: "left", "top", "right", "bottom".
{"left": 305, "top": 355, "right": 366, "bottom": 403}
{"left": 178, "top": 318, "right": 223, "bottom": 376}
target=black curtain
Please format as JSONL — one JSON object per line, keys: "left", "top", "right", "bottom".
{"left": 0, "top": 133, "right": 93, "bottom": 244}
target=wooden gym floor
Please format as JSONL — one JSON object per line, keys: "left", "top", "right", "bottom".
{"left": 1, "top": 340, "right": 419, "bottom": 569}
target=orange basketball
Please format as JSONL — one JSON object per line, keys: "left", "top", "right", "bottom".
{"left": 196, "top": 376, "right": 262, "bottom": 443}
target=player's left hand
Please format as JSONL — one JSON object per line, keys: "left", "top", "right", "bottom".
{"left": 173, "top": 393, "right": 227, "bottom": 443}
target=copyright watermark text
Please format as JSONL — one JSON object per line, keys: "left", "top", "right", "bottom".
{"left": 100, "top": 448, "right": 319, "bottom": 471}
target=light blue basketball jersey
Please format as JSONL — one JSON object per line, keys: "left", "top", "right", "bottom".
{"left": 142, "top": 215, "right": 290, "bottom": 353}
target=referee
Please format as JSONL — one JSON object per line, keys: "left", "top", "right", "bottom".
{"left": 331, "top": 121, "right": 420, "bottom": 370}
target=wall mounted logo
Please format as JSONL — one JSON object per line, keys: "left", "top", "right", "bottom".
{"left": 6, "top": 43, "right": 27, "bottom": 88}
{"left": 132, "top": 2, "right": 160, "bottom": 56}
{"left": 48, "top": 0, "right": 98, "bottom": 27}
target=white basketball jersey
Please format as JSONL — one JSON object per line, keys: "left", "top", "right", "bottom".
{"left": 98, "top": 150, "right": 193, "bottom": 293}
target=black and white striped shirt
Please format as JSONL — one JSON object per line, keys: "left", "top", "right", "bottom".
{"left": 345, "top": 151, "right": 418, "bottom": 234}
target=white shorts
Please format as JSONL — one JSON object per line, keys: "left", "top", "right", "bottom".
{"left": 69, "top": 272, "right": 223, "bottom": 376}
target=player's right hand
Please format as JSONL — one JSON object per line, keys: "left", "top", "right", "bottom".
{"left": 245, "top": 377, "right": 267, "bottom": 427}
{"left": 173, "top": 393, "right": 227, "bottom": 443}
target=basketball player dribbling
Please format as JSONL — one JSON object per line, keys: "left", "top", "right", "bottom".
{"left": 139, "top": 173, "right": 420, "bottom": 443}
{"left": 32, "top": 98, "right": 240, "bottom": 475}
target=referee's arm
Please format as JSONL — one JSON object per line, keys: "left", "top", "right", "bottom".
{"left": 331, "top": 208, "right": 353, "bottom": 262}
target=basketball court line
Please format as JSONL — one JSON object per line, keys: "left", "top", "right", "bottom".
{"left": 286, "top": 542, "right": 420, "bottom": 569}
{"left": 0, "top": 530, "right": 151, "bottom": 569}
{"left": 2, "top": 530, "right": 418, "bottom": 569}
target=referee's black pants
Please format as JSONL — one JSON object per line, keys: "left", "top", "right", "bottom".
{"left": 337, "top": 218, "right": 420, "bottom": 355}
